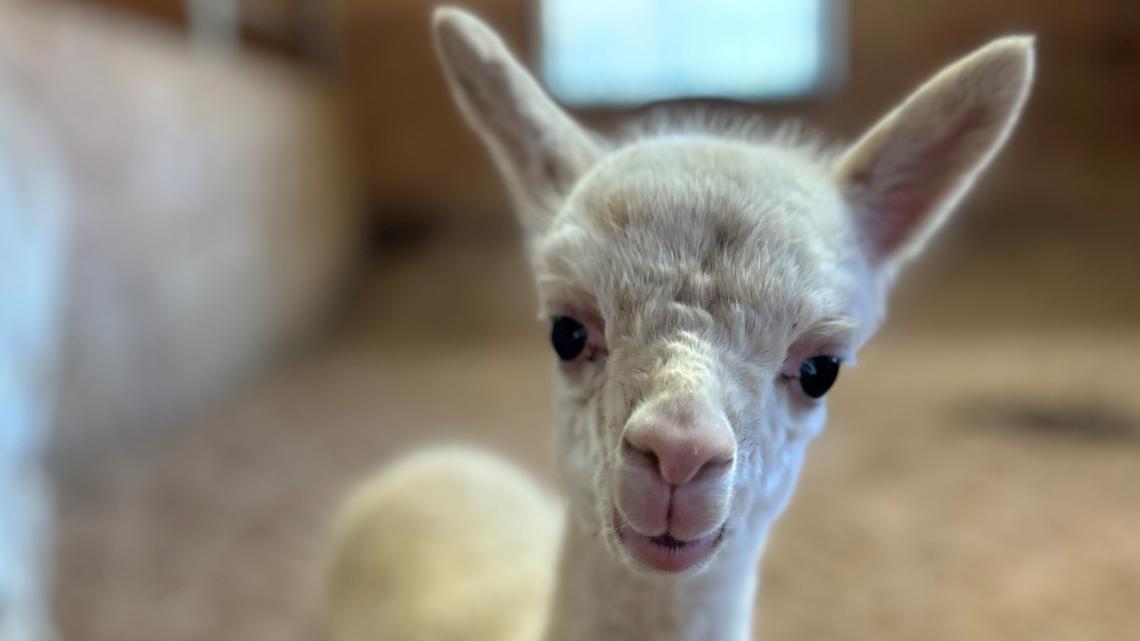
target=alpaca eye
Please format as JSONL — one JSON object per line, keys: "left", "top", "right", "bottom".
{"left": 799, "top": 356, "right": 841, "bottom": 399}
{"left": 551, "top": 316, "right": 588, "bottom": 361}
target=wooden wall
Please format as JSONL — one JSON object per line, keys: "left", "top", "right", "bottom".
{"left": 64, "top": 0, "right": 332, "bottom": 57}
{"left": 59, "top": 0, "right": 1140, "bottom": 230}
{"left": 335, "top": 0, "right": 1140, "bottom": 231}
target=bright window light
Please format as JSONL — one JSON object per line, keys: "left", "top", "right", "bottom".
{"left": 539, "top": 0, "right": 846, "bottom": 106}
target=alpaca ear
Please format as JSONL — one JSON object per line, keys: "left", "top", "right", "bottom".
{"left": 432, "top": 7, "right": 600, "bottom": 236}
{"left": 836, "top": 36, "right": 1035, "bottom": 267}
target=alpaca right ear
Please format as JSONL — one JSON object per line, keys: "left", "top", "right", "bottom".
{"left": 432, "top": 7, "right": 600, "bottom": 236}
{"left": 836, "top": 36, "right": 1034, "bottom": 268}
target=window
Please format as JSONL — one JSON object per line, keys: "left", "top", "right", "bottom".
{"left": 540, "top": 0, "right": 846, "bottom": 106}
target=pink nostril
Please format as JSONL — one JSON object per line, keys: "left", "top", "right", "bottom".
{"left": 623, "top": 422, "right": 735, "bottom": 486}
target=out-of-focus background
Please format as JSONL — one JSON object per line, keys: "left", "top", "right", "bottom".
{"left": 1, "top": 0, "right": 1137, "bottom": 640}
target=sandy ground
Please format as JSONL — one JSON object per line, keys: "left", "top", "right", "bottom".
{"left": 52, "top": 214, "right": 1140, "bottom": 641}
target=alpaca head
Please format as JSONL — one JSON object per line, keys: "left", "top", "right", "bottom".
{"left": 433, "top": 8, "right": 1033, "bottom": 574}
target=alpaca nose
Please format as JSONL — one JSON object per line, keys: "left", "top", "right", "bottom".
{"left": 623, "top": 418, "right": 735, "bottom": 487}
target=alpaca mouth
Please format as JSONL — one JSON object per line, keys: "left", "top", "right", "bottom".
{"left": 614, "top": 512, "right": 726, "bottom": 573}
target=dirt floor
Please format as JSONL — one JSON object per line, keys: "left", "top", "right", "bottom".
{"left": 52, "top": 211, "right": 1140, "bottom": 641}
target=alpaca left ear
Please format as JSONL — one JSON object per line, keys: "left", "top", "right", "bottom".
{"left": 432, "top": 7, "right": 600, "bottom": 237}
{"left": 836, "top": 36, "right": 1035, "bottom": 267}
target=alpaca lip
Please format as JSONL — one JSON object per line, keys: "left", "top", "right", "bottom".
{"left": 615, "top": 515, "right": 725, "bottom": 573}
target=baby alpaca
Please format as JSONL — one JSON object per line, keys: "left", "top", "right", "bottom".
{"left": 326, "top": 8, "right": 1034, "bottom": 641}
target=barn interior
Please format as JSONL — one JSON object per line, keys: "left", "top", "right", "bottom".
{"left": 3, "top": 1, "right": 1137, "bottom": 640}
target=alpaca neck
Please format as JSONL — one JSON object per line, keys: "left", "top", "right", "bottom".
{"left": 540, "top": 517, "right": 767, "bottom": 641}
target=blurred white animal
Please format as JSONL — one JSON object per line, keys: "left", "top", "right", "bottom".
{"left": 0, "top": 1, "right": 360, "bottom": 461}
{"left": 0, "top": 86, "right": 67, "bottom": 641}
{"left": 0, "top": 3, "right": 361, "bottom": 639}
{"left": 326, "top": 8, "right": 1034, "bottom": 641}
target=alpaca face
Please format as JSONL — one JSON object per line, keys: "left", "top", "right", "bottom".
{"left": 535, "top": 139, "right": 870, "bottom": 571}
{"left": 432, "top": 8, "right": 1033, "bottom": 573}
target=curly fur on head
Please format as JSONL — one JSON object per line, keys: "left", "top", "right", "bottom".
{"left": 622, "top": 104, "right": 840, "bottom": 161}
